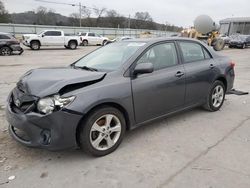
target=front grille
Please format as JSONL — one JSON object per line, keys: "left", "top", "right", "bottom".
{"left": 11, "top": 88, "right": 37, "bottom": 113}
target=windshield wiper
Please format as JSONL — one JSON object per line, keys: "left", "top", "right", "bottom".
{"left": 72, "top": 65, "right": 98, "bottom": 72}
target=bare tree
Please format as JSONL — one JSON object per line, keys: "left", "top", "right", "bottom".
{"left": 134, "top": 12, "right": 153, "bottom": 22}
{"left": 81, "top": 7, "right": 91, "bottom": 18}
{"left": 0, "top": 0, "right": 11, "bottom": 23}
{"left": 68, "top": 13, "right": 80, "bottom": 26}
{"left": 133, "top": 11, "right": 155, "bottom": 29}
{"left": 93, "top": 6, "right": 106, "bottom": 26}
{"left": 105, "top": 9, "right": 124, "bottom": 28}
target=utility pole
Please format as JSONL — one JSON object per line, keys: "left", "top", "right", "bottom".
{"left": 79, "top": 2, "right": 82, "bottom": 27}
{"left": 128, "top": 14, "right": 131, "bottom": 29}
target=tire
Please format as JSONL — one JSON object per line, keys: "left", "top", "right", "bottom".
{"left": 82, "top": 40, "right": 88, "bottom": 46}
{"left": 228, "top": 45, "right": 232, "bottom": 48}
{"left": 0, "top": 46, "right": 12, "bottom": 56}
{"left": 68, "top": 41, "right": 77, "bottom": 50}
{"left": 102, "top": 40, "right": 107, "bottom": 46}
{"left": 212, "top": 38, "right": 225, "bottom": 51}
{"left": 203, "top": 80, "right": 225, "bottom": 112}
{"left": 30, "top": 41, "right": 40, "bottom": 50}
{"left": 78, "top": 106, "right": 126, "bottom": 156}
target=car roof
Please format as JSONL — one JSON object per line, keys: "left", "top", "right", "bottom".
{"left": 127, "top": 37, "right": 203, "bottom": 43}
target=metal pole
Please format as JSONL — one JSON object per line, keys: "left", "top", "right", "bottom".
{"left": 128, "top": 14, "right": 131, "bottom": 29}
{"left": 79, "top": 2, "right": 82, "bottom": 27}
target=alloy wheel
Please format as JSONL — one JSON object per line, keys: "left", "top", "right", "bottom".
{"left": 89, "top": 114, "right": 121, "bottom": 151}
{"left": 212, "top": 85, "right": 224, "bottom": 108}
{"left": 1, "top": 47, "right": 11, "bottom": 56}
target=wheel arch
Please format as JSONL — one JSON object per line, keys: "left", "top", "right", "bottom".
{"left": 68, "top": 39, "right": 78, "bottom": 46}
{"left": 75, "top": 102, "right": 131, "bottom": 146}
{"left": 0, "top": 45, "right": 12, "bottom": 50}
{"left": 215, "top": 76, "right": 227, "bottom": 91}
{"left": 30, "top": 40, "right": 41, "bottom": 46}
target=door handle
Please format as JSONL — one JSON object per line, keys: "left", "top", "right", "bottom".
{"left": 175, "top": 71, "right": 184, "bottom": 78}
{"left": 209, "top": 64, "right": 215, "bottom": 69}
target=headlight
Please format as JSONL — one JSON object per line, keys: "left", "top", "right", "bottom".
{"left": 37, "top": 95, "right": 75, "bottom": 114}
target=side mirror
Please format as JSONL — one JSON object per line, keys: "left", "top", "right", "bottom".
{"left": 41, "top": 34, "right": 45, "bottom": 37}
{"left": 133, "top": 63, "right": 154, "bottom": 75}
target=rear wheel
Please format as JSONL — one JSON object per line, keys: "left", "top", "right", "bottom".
{"left": 0, "top": 46, "right": 12, "bottom": 56}
{"left": 203, "top": 80, "right": 225, "bottom": 112}
{"left": 30, "top": 41, "right": 40, "bottom": 50}
{"left": 78, "top": 106, "right": 126, "bottom": 156}
{"left": 68, "top": 41, "right": 77, "bottom": 50}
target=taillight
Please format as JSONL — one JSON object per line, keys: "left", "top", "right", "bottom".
{"left": 230, "top": 61, "right": 235, "bottom": 68}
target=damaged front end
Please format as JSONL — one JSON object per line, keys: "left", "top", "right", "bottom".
{"left": 5, "top": 67, "right": 106, "bottom": 150}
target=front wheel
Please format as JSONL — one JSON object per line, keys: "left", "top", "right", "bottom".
{"left": 203, "top": 80, "right": 225, "bottom": 112}
{"left": 78, "top": 106, "right": 126, "bottom": 156}
{"left": 102, "top": 40, "right": 107, "bottom": 46}
{"left": 0, "top": 46, "right": 12, "bottom": 56}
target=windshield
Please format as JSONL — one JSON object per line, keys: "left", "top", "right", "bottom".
{"left": 74, "top": 42, "right": 146, "bottom": 71}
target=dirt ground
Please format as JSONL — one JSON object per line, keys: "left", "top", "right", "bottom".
{"left": 0, "top": 45, "right": 250, "bottom": 188}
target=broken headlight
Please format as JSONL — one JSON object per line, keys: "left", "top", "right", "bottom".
{"left": 37, "top": 95, "right": 75, "bottom": 114}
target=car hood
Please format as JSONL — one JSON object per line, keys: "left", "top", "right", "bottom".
{"left": 17, "top": 67, "right": 106, "bottom": 97}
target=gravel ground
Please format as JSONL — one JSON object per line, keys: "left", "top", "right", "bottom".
{"left": 0, "top": 45, "right": 250, "bottom": 188}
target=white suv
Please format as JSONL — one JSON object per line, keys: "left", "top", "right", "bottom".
{"left": 79, "top": 32, "right": 109, "bottom": 46}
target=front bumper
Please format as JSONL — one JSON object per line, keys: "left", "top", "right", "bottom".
{"left": 10, "top": 44, "right": 23, "bottom": 54}
{"left": 5, "top": 95, "right": 83, "bottom": 151}
{"left": 22, "top": 41, "right": 30, "bottom": 47}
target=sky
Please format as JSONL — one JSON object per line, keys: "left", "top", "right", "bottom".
{"left": 2, "top": 0, "right": 250, "bottom": 27}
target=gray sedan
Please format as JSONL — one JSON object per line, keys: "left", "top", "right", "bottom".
{"left": 6, "top": 38, "right": 235, "bottom": 156}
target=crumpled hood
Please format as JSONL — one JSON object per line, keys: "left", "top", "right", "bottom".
{"left": 17, "top": 67, "right": 106, "bottom": 97}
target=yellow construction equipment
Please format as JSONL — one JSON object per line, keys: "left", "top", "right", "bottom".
{"left": 181, "top": 15, "right": 225, "bottom": 51}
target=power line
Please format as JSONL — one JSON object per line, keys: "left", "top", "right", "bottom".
{"left": 34, "top": 0, "right": 88, "bottom": 27}
{"left": 34, "top": 0, "right": 76, "bottom": 7}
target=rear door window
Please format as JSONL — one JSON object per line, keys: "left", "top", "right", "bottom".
{"left": 179, "top": 42, "right": 206, "bottom": 62}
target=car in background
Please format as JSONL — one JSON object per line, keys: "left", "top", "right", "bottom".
{"left": 220, "top": 34, "right": 231, "bottom": 45}
{"left": 0, "top": 32, "right": 23, "bottom": 56}
{"left": 22, "top": 30, "right": 81, "bottom": 50}
{"left": 6, "top": 38, "right": 235, "bottom": 156}
{"left": 104, "top": 36, "right": 135, "bottom": 45}
{"left": 228, "top": 35, "right": 250, "bottom": 49}
{"left": 78, "top": 32, "right": 109, "bottom": 46}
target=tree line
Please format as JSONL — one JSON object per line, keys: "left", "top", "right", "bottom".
{"left": 0, "top": 1, "right": 182, "bottom": 32}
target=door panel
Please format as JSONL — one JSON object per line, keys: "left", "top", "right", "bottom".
{"left": 132, "top": 65, "right": 186, "bottom": 123}
{"left": 183, "top": 59, "right": 218, "bottom": 105}
{"left": 131, "top": 42, "right": 186, "bottom": 123}
{"left": 178, "top": 41, "right": 219, "bottom": 105}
